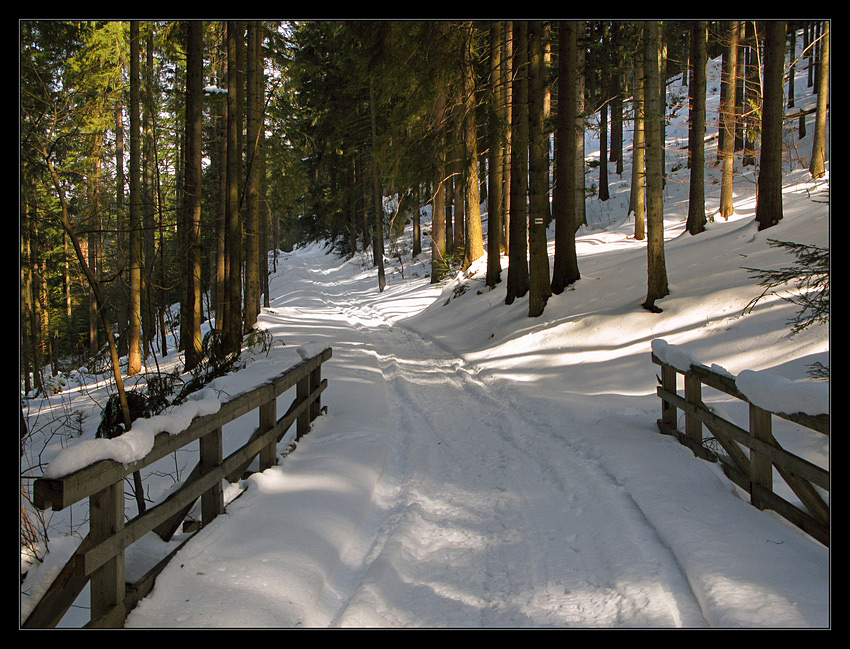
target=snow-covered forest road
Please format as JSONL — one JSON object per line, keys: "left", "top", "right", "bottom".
{"left": 123, "top": 242, "right": 828, "bottom": 628}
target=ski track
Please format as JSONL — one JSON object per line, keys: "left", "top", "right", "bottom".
{"left": 299, "top": 265, "right": 709, "bottom": 628}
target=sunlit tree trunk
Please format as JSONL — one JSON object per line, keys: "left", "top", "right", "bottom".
{"left": 461, "top": 22, "right": 484, "bottom": 271}
{"left": 128, "top": 21, "right": 143, "bottom": 375}
{"left": 809, "top": 21, "right": 828, "bottom": 179}
{"left": 719, "top": 21, "right": 739, "bottom": 219}
{"left": 642, "top": 21, "right": 669, "bottom": 312}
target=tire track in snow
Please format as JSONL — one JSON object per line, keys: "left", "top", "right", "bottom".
{"left": 318, "top": 296, "right": 707, "bottom": 627}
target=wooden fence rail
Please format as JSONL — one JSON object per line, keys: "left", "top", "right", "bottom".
{"left": 651, "top": 348, "right": 829, "bottom": 547}
{"left": 23, "top": 346, "right": 332, "bottom": 629}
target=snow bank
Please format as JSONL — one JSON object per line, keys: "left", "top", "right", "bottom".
{"left": 296, "top": 342, "right": 327, "bottom": 361}
{"left": 44, "top": 389, "right": 221, "bottom": 479}
{"left": 651, "top": 338, "right": 694, "bottom": 373}
{"left": 737, "top": 369, "right": 829, "bottom": 416}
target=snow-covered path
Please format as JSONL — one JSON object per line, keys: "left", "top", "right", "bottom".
{"left": 124, "top": 243, "right": 827, "bottom": 628}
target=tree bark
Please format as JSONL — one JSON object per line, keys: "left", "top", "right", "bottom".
{"left": 809, "top": 21, "right": 828, "bottom": 179}
{"left": 461, "top": 22, "right": 484, "bottom": 272}
{"left": 128, "top": 21, "right": 143, "bottom": 375}
{"left": 719, "top": 21, "right": 739, "bottom": 219}
{"left": 527, "top": 20, "right": 551, "bottom": 317}
{"left": 642, "top": 21, "right": 669, "bottom": 312}
{"left": 182, "top": 20, "right": 204, "bottom": 371}
{"left": 486, "top": 20, "right": 504, "bottom": 289}
{"left": 755, "top": 21, "right": 786, "bottom": 231}
{"left": 686, "top": 21, "right": 707, "bottom": 235}
{"left": 226, "top": 21, "right": 243, "bottom": 352}
{"left": 629, "top": 25, "right": 646, "bottom": 241}
{"left": 244, "top": 21, "right": 262, "bottom": 331}
{"left": 505, "top": 21, "right": 529, "bottom": 305}
{"left": 430, "top": 89, "right": 447, "bottom": 283}
{"left": 551, "top": 21, "right": 581, "bottom": 295}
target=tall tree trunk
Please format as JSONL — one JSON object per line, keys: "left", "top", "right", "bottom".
{"left": 755, "top": 21, "right": 787, "bottom": 231}
{"left": 505, "top": 21, "right": 529, "bottom": 305}
{"left": 598, "top": 23, "right": 610, "bottom": 202}
{"left": 642, "top": 21, "right": 669, "bottom": 312}
{"left": 128, "top": 21, "right": 143, "bottom": 375}
{"left": 551, "top": 21, "right": 580, "bottom": 295}
{"left": 629, "top": 25, "right": 646, "bottom": 241}
{"left": 573, "top": 21, "right": 587, "bottom": 232}
{"left": 719, "top": 21, "right": 739, "bottom": 219}
{"left": 486, "top": 20, "right": 504, "bottom": 289}
{"left": 461, "top": 22, "right": 484, "bottom": 272}
{"left": 501, "top": 21, "right": 512, "bottom": 254}
{"left": 430, "top": 89, "right": 447, "bottom": 283}
{"left": 369, "top": 78, "right": 386, "bottom": 292}
{"left": 182, "top": 20, "right": 204, "bottom": 372}
{"left": 527, "top": 21, "right": 551, "bottom": 318}
{"left": 686, "top": 21, "right": 707, "bottom": 235}
{"left": 809, "top": 21, "right": 828, "bottom": 179}
{"left": 742, "top": 22, "right": 758, "bottom": 167}
{"left": 115, "top": 98, "right": 128, "bottom": 357}
{"left": 226, "top": 21, "right": 243, "bottom": 352}
{"left": 244, "top": 20, "right": 262, "bottom": 331}
{"left": 610, "top": 22, "right": 624, "bottom": 176}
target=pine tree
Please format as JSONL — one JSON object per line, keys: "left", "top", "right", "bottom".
{"left": 551, "top": 21, "right": 580, "bottom": 295}
{"left": 719, "top": 21, "right": 739, "bottom": 219}
{"left": 461, "top": 22, "right": 484, "bottom": 272}
{"left": 809, "top": 21, "right": 829, "bottom": 179}
{"left": 128, "top": 21, "right": 143, "bottom": 375}
{"left": 181, "top": 20, "right": 204, "bottom": 372}
{"left": 755, "top": 21, "right": 786, "bottom": 231}
{"left": 486, "top": 20, "right": 505, "bottom": 289}
{"left": 527, "top": 20, "right": 551, "bottom": 317}
{"left": 685, "top": 21, "right": 707, "bottom": 235}
{"left": 641, "top": 21, "right": 669, "bottom": 312}
{"left": 505, "top": 21, "right": 529, "bottom": 305}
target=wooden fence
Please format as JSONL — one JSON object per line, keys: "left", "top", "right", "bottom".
{"left": 23, "top": 346, "right": 332, "bottom": 629}
{"left": 651, "top": 349, "right": 829, "bottom": 547}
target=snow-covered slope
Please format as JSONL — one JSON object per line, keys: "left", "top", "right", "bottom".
{"left": 21, "top": 31, "right": 829, "bottom": 628}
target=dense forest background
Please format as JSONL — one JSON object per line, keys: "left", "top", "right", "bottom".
{"left": 20, "top": 20, "right": 829, "bottom": 396}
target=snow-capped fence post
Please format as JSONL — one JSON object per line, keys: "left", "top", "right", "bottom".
{"left": 650, "top": 340, "right": 829, "bottom": 547}
{"left": 24, "top": 346, "right": 332, "bottom": 628}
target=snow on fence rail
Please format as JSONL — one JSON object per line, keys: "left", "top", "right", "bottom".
{"left": 650, "top": 339, "right": 828, "bottom": 547}
{"left": 23, "top": 346, "right": 332, "bottom": 629}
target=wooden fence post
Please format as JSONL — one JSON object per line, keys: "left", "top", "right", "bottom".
{"left": 661, "top": 364, "right": 677, "bottom": 431}
{"left": 749, "top": 403, "right": 773, "bottom": 510}
{"left": 296, "top": 375, "right": 309, "bottom": 440}
{"left": 259, "top": 398, "right": 277, "bottom": 471}
{"left": 684, "top": 371, "right": 702, "bottom": 446}
{"left": 199, "top": 427, "right": 223, "bottom": 524}
{"left": 88, "top": 481, "right": 124, "bottom": 625}
{"left": 310, "top": 365, "right": 322, "bottom": 420}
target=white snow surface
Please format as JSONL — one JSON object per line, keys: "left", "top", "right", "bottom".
{"left": 21, "top": 42, "right": 829, "bottom": 629}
